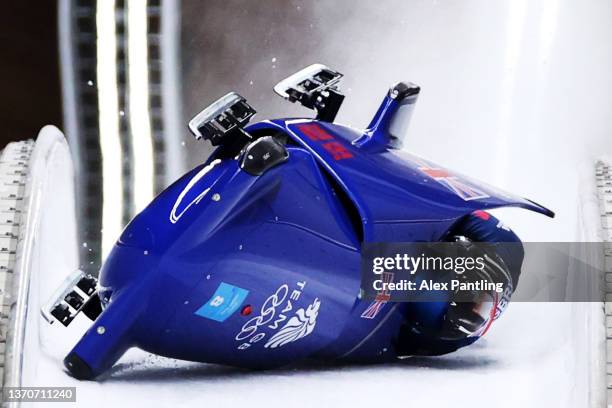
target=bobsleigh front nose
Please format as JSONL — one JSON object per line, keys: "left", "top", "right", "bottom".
{"left": 63, "top": 281, "right": 149, "bottom": 380}
{"left": 63, "top": 158, "right": 249, "bottom": 379}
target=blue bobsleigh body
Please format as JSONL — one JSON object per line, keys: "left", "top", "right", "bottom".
{"left": 57, "top": 65, "right": 553, "bottom": 379}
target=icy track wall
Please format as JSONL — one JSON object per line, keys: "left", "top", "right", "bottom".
{"left": 1, "top": 127, "right": 79, "bottom": 397}
{"left": 0, "top": 140, "right": 34, "bottom": 386}
{"left": 597, "top": 160, "right": 612, "bottom": 404}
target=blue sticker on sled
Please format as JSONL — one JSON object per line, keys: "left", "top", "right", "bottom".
{"left": 195, "top": 282, "right": 249, "bottom": 322}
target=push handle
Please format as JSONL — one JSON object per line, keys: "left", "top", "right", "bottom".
{"left": 358, "top": 82, "right": 420, "bottom": 149}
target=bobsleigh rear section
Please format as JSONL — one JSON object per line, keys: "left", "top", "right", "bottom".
{"left": 246, "top": 118, "right": 554, "bottom": 243}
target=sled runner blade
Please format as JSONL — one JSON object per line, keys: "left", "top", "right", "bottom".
{"left": 41, "top": 269, "right": 101, "bottom": 326}
{"left": 274, "top": 63, "right": 343, "bottom": 100}
{"left": 188, "top": 92, "right": 256, "bottom": 145}
{"left": 274, "top": 64, "right": 345, "bottom": 122}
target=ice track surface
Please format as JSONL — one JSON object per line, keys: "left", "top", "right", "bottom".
{"left": 14, "top": 0, "right": 612, "bottom": 404}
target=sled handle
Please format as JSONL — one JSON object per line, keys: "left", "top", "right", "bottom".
{"left": 357, "top": 82, "right": 420, "bottom": 149}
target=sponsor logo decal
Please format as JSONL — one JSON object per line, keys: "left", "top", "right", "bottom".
{"left": 236, "top": 281, "right": 319, "bottom": 350}
{"left": 195, "top": 282, "right": 249, "bottom": 322}
{"left": 295, "top": 123, "right": 354, "bottom": 161}
{"left": 322, "top": 141, "right": 353, "bottom": 161}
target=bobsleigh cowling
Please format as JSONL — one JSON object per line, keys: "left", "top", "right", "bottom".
{"left": 42, "top": 64, "right": 553, "bottom": 380}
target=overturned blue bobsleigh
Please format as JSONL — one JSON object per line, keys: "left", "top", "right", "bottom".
{"left": 43, "top": 64, "right": 553, "bottom": 380}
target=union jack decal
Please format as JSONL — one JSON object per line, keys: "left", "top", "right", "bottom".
{"left": 361, "top": 272, "right": 394, "bottom": 319}
{"left": 413, "top": 158, "right": 489, "bottom": 201}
